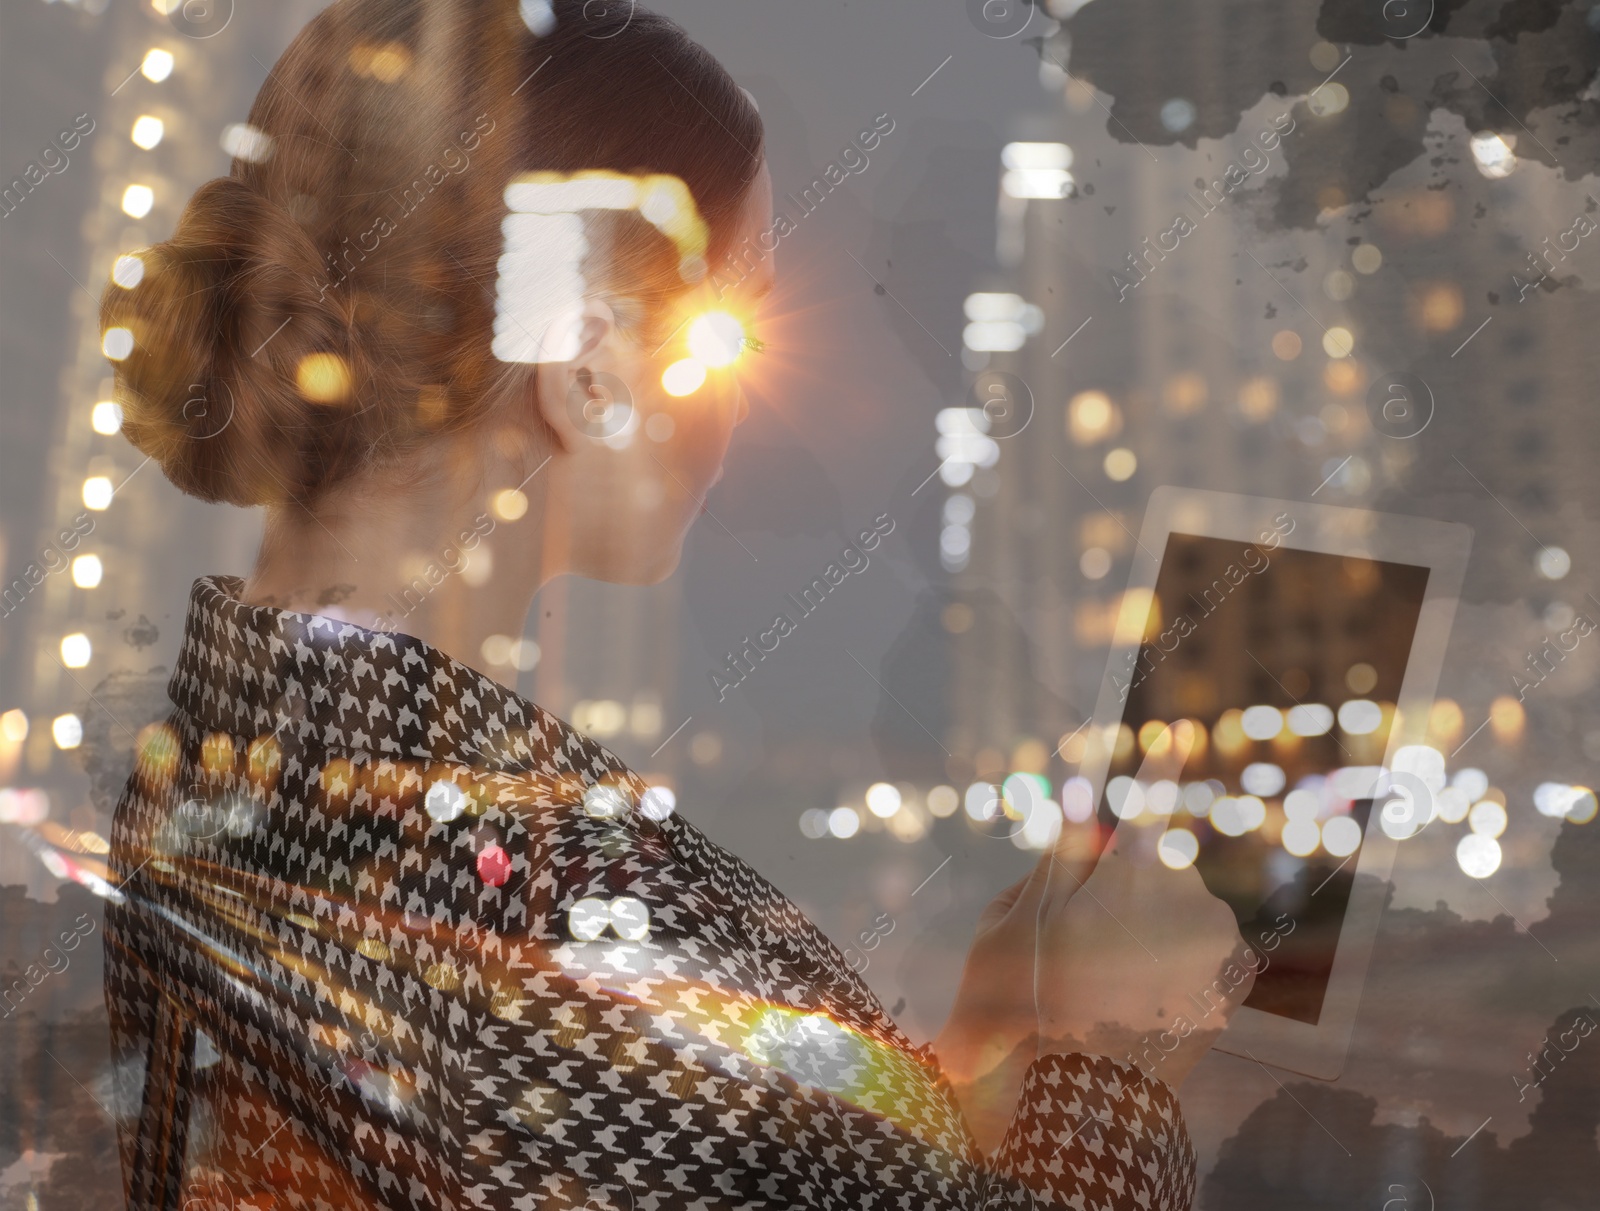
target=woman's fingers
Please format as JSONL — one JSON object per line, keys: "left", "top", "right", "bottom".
{"left": 977, "top": 854, "right": 1049, "bottom": 933}
{"left": 1133, "top": 718, "right": 1196, "bottom": 787}
{"left": 1107, "top": 720, "right": 1196, "bottom": 864}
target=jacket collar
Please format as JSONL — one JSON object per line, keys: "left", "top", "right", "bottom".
{"left": 169, "top": 575, "right": 634, "bottom": 787}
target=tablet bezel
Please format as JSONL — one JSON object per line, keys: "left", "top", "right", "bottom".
{"left": 1075, "top": 486, "right": 1472, "bottom": 1080}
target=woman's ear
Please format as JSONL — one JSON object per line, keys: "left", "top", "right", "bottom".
{"left": 532, "top": 298, "right": 618, "bottom": 453}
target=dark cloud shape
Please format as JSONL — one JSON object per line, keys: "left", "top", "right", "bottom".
{"left": 1204, "top": 818, "right": 1600, "bottom": 1207}
{"left": 1061, "top": 0, "right": 1600, "bottom": 229}
{"left": 1203, "top": 1004, "right": 1600, "bottom": 1209}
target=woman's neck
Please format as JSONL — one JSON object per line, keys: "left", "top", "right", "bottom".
{"left": 241, "top": 459, "right": 551, "bottom": 690}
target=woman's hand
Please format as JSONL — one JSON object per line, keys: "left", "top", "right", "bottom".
{"left": 933, "top": 803, "right": 1103, "bottom": 1154}
{"left": 931, "top": 855, "right": 1047, "bottom": 1153}
{"left": 1035, "top": 721, "right": 1253, "bottom": 1091}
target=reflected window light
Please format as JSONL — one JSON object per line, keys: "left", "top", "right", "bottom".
{"left": 1105, "top": 775, "right": 1144, "bottom": 820}
{"left": 491, "top": 488, "right": 528, "bottom": 521}
{"left": 688, "top": 311, "right": 744, "bottom": 367}
{"left": 1352, "top": 243, "right": 1383, "bottom": 274}
{"left": 1286, "top": 703, "right": 1333, "bottom": 736}
{"left": 964, "top": 782, "right": 1000, "bottom": 823}
{"left": 60, "top": 633, "right": 92, "bottom": 668}
{"left": 1489, "top": 695, "right": 1524, "bottom": 743}
{"left": 1000, "top": 142, "right": 1073, "bottom": 199}
{"left": 1079, "top": 546, "right": 1111, "bottom": 580}
{"left": 943, "top": 494, "right": 975, "bottom": 526}
{"left": 1564, "top": 787, "right": 1597, "bottom": 825}
{"left": 220, "top": 123, "right": 275, "bottom": 164}
{"left": 1001, "top": 168, "right": 1074, "bottom": 199}
{"left": 865, "top": 782, "right": 901, "bottom": 819}
{"left": 1236, "top": 795, "right": 1267, "bottom": 831}
{"left": 662, "top": 358, "right": 706, "bottom": 396}
{"left": 1145, "top": 779, "right": 1180, "bottom": 815}
{"left": 1456, "top": 833, "right": 1502, "bottom": 878}
{"left": 1068, "top": 390, "right": 1121, "bottom": 444}
{"left": 936, "top": 430, "right": 999, "bottom": 468}
{"left": 1061, "top": 776, "right": 1095, "bottom": 823}
{"left": 639, "top": 786, "right": 675, "bottom": 822}
{"left": 927, "top": 784, "right": 959, "bottom": 818}
{"left": 963, "top": 321, "right": 1026, "bottom": 352}
{"left": 567, "top": 896, "right": 611, "bottom": 941}
{"left": 1435, "top": 786, "right": 1471, "bottom": 824}
{"left": 1281, "top": 817, "right": 1321, "bottom": 857}
{"left": 1338, "top": 699, "right": 1382, "bottom": 735}
{"left": 1240, "top": 705, "right": 1284, "bottom": 741}
{"left": 1157, "top": 827, "right": 1198, "bottom": 869}
{"left": 1001, "top": 142, "right": 1072, "bottom": 171}
{"left": 940, "top": 524, "right": 971, "bottom": 559}
{"left": 0, "top": 710, "right": 28, "bottom": 743}
{"left": 1346, "top": 662, "right": 1379, "bottom": 693}
{"left": 1534, "top": 782, "right": 1582, "bottom": 819}
{"left": 1241, "top": 762, "right": 1286, "bottom": 797}
{"left": 1308, "top": 82, "right": 1349, "bottom": 117}
{"left": 92, "top": 401, "right": 124, "bottom": 433}
{"left": 141, "top": 48, "right": 175, "bottom": 82}
{"left": 519, "top": 0, "right": 557, "bottom": 34}
{"left": 1159, "top": 98, "right": 1196, "bottom": 132}
{"left": 131, "top": 115, "right": 165, "bottom": 150}
{"left": 1469, "top": 131, "right": 1516, "bottom": 179}
{"left": 121, "top": 185, "right": 155, "bottom": 219}
{"left": 52, "top": 714, "right": 84, "bottom": 750}
{"left": 1321, "top": 814, "right": 1363, "bottom": 857}
{"left": 1237, "top": 376, "right": 1279, "bottom": 422}
{"left": 609, "top": 897, "right": 650, "bottom": 941}
{"left": 1103, "top": 447, "right": 1136, "bottom": 481}
{"left": 101, "top": 328, "right": 134, "bottom": 361}
{"left": 1536, "top": 546, "right": 1571, "bottom": 580}
{"left": 1468, "top": 800, "right": 1508, "bottom": 838}
{"left": 424, "top": 780, "right": 466, "bottom": 823}
{"left": 1392, "top": 744, "right": 1447, "bottom": 791}
{"left": 1209, "top": 796, "right": 1246, "bottom": 836}
{"left": 582, "top": 783, "right": 629, "bottom": 820}
{"left": 1182, "top": 780, "right": 1218, "bottom": 816}
{"left": 827, "top": 806, "right": 860, "bottom": 838}
{"left": 939, "top": 460, "right": 975, "bottom": 489}
{"left": 111, "top": 254, "right": 145, "bottom": 290}
{"left": 71, "top": 555, "right": 103, "bottom": 588}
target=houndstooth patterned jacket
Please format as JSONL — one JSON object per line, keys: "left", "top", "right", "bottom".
{"left": 105, "top": 575, "right": 1195, "bottom": 1210}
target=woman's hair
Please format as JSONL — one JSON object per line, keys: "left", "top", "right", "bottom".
{"left": 99, "top": 0, "right": 763, "bottom": 508}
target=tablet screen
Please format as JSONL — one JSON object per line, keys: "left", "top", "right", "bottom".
{"left": 1097, "top": 532, "right": 1431, "bottom": 1025}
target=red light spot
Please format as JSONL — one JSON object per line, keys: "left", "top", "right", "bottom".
{"left": 476, "top": 842, "right": 511, "bottom": 887}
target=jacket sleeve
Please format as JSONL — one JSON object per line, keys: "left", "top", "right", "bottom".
{"left": 463, "top": 803, "right": 1196, "bottom": 1211}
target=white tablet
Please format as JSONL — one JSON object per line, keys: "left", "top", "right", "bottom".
{"left": 1075, "top": 487, "right": 1472, "bottom": 1080}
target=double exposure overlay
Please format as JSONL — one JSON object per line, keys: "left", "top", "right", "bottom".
{"left": 2, "top": 1, "right": 1597, "bottom": 1209}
